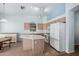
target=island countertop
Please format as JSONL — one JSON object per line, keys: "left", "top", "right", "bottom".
{"left": 20, "top": 35, "right": 45, "bottom": 40}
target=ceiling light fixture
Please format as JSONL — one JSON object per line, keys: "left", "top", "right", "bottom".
{"left": 21, "top": 5, "right": 25, "bottom": 9}
{"left": 33, "top": 6, "right": 39, "bottom": 11}
{"left": 0, "top": 19, "right": 7, "bottom": 22}
{"left": 44, "top": 8, "right": 49, "bottom": 12}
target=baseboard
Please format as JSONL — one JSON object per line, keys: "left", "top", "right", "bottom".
{"left": 75, "top": 44, "right": 79, "bottom": 46}
{"left": 65, "top": 50, "right": 75, "bottom": 53}
{"left": 49, "top": 44, "right": 60, "bottom": 53}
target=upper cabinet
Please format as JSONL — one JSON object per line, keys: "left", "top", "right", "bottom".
{"left": 30, "top": 23, "right": 36, "bottom": 32}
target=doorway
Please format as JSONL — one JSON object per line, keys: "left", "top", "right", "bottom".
{"left": 69, "top": 5, "right": 79, "bottom": 53}
{"left": 74, "top": 10, "right": 79, "bottom": 52}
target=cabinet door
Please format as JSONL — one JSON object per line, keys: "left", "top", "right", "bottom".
{"left": 50, "top": 37, "right": 54, "bottom": 47}
{"left": 23, "top": 39, "right": 32, "bottom": 50}
{"left": 50, "top": 24, "right": 55, "bottom": 38}
{"left": 33, "top": 39, "right": 44, "bottom": 56}
{"left": 54, "top": 23, "right": 60, "bottom": 40}
{"left": 50, "top": 24, "right": 55, "bottom": 47}
{"left": 59, "top": 23, "right": 66, "bottom": 51}
{"left": 54, "top": 40, "right": 59, "bottom": 51}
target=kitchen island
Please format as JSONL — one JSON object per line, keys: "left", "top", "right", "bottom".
{"left": 20, "top": 35, "right": 45, "bottom": 56}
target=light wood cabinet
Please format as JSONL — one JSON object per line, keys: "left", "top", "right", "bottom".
{"left": 21, "top": 35, "right": 45, "bottom": 55}
{"left": 32, "top": 39, "right": 44, "bottom": 55}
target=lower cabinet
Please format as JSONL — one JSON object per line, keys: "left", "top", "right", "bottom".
{"left": 50, "top": 38, "right": 59, "bottom": 51}
{"left": 53, "top": 40, "right": 59, "bottom": 51}
{"left": 22, "top": 35, "right": 45, "bottom": 56}
{"left": 33, "top": 39, "right": 44, "bottom": 55}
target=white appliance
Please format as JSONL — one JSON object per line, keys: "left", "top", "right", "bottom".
{"left": 50, "top": 22, "right": 66, "bottom": 52}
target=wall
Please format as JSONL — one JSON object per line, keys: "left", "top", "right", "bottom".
{"left": 0, "top": 3, "right": 65, "bottom": 33}
{"left": 74, "top": 11, "right": 79, "bottom": 45}
{"left": 0, "top": 12, "right": 5, "bottom": 33}
{"left": 47, "top": 3, "right": 65, "bottom": 20}
{"left": 1, "top": 16, "right": 26, "bottom": 33}
{"left": 0, "top": 15, "right": 48, "bottom": 33}
{"left": 66, "top": 3, "right": 79, "bottom": 53}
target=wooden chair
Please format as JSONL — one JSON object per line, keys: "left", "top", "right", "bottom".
{"left": 1, "top": 37, "right": 12, "bottom": 52}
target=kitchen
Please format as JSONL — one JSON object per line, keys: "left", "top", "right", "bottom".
{"left": 0, "top": 3, "right": 66, "bottom": 56}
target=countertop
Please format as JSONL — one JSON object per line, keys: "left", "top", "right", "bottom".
{"left": 20, "top": 35, "right": 45, "bottom": 40}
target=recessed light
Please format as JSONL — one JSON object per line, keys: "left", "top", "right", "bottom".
{"left": 30, "top": 6, "right": 33, "bottom": 8}
{"left": 44, "top": 8, "right": 49, "bottom": 12}
{"left": 0, "top": 19, "right": 7, "bottom": 22}
{"left": 33, "top": 7, "right": 39, "bottom": 11}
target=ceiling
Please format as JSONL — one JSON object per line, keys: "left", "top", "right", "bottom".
{"left": 0, "top": 3, "right": 61, "bottom": 17}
